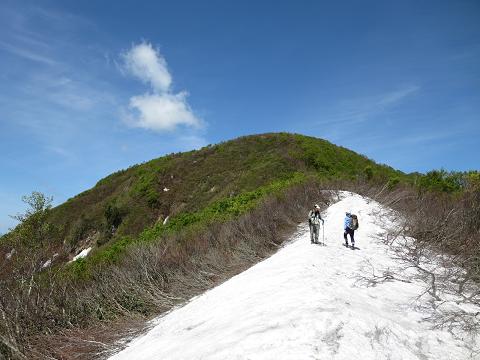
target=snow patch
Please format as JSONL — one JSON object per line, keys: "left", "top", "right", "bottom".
{"left": 109, "top": 193, "right": 479, "bottom": 360}
{"left": 42, "top": 253, "right": 59, "bottom": 269}
{"left": 72, "top": 247, "right": 92, "bottom": 262}
{"left": 5, "top": 248, "right": 15, "bottom": 260}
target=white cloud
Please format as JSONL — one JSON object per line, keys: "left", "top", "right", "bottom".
{"left": 121, "top": 41, "right": 201, "bottom": 132}
{"left": 122, "top": 42, "right": 172, "bottom": 93}
{"left": 126, "top": 92, "right": 201, "bottom": 131}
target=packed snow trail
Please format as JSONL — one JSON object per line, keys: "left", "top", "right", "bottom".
{"left": 110, "top": 192, "right": 479, "bottom": 360}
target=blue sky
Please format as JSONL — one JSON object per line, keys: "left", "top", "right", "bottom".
{"left": 1, "top": 0, "right": 479, "bottom": 233}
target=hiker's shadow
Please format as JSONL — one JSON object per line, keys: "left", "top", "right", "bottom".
{"left": 343, "top": 244, "right": 361, "bottom": 250}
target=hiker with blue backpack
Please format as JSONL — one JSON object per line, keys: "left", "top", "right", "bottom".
{"left": 344, "top": 212, "right": 358, "bottom": 249}
{"left": 308, "top": 204, "right": 324, "bottom": 245}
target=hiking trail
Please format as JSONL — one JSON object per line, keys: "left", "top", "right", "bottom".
{"left": 109, "top": 192, "right": 479, "bottom": 360}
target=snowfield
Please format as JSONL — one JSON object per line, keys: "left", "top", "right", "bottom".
{"left": 109, "top": 192, "right": 479, "bottom": 360}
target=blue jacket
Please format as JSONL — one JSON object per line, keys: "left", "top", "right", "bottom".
{"left": 344, "top": 215, "right": 352, "bottom": 230}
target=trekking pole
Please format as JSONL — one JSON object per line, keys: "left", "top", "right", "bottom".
{"left": 322, "top": 222, "right": 325, "bottom": 246}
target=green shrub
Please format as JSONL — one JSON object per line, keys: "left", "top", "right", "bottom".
{"left": 104, "top": 202, "right": 122, "bottom": 230}
{"left": 387, "top": 176, "right": 400, "bottom": 190}
{"left": 9, "top": 192, "right": 56, "bottom": 248}
{"left": 364, "top": 166, "right": 374, "bottom": 181}
{"left": 418, "top": 170, "right": 464, "bottom": 193}
{"left": 90, "top": 236, "right": 134, "bottom": 265}
{"left": 69, "top": 258, "right": 89, "bottom": 279}
{"left": 66, "top": 216, "right": 91, "bottom": 248}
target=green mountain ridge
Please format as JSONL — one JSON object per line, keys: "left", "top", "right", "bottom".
{"left": 2, "top": 133, "right": 408, "bottom": 259}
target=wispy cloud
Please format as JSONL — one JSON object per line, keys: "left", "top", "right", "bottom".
{"left": 21, "top": 73, "right": 114, "bottom": 112}
{"left": 318, "top": 85, "right": 420, "bottom": 126}
{"left": 349, "top": 127, "right": 468, "bottom": 157}
{"left": 376, "top": 85, "right": 419, "bottom": 107}
{"left": 120, "top": 41, "right": 202, "bottom": 132}
{"left": 0, "top": 40, "right": 57, "bottom": 65}
{"left": 0, "top": 7, "right": 62, "bottom": 67}
{"left": 400, "top": 131, "right": 456, "bottom": 145}
{"left": 46, "top": 145, "right": 74, "bottom": 159}
{"left": 0, "top": 5, "right": 109, "bottom": 114}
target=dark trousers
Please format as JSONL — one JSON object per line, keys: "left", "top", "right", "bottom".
{"left": 344, "top": 227, "right": 355, "bottom": 244}
{"left": 310, "top": 224, "right": 320, "bottom": 243}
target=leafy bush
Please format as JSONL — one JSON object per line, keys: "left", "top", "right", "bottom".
{"left": 9, "top": 192, "right": 56, "bottom": 248}
{"left": 418, "top": 170, "right": 479, "bottom": 193}
{"left": 69, "top": 258, "right": 88, "bottom": 279}
{"left": 364, "top": 166, "right": 374, "bottom": 181}
{"left": 91, "top": 236, "right": 134, "bottom": 264}
{"left": 66, "top": 216, "right": 91, "bottom": 248}
{"left": 104, "top": 202, "right": 122, "bottom": 230}
{"left": 387, "top": 176, "right": 400, "bottom": 190}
